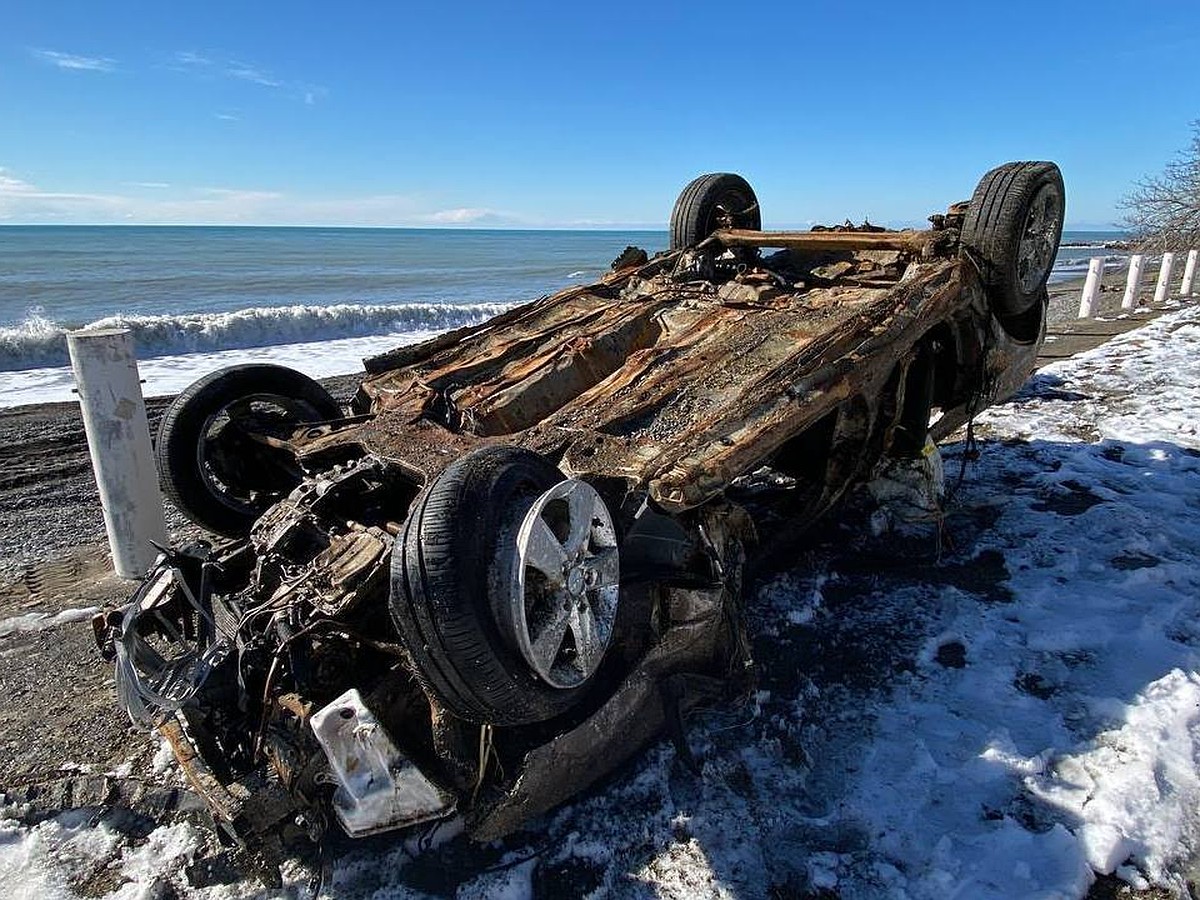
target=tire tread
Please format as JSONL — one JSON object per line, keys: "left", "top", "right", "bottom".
{"left": 670, "top": 173, "right": 761, "bottom": 250}
{"left": 961, "top": 161, "right": 1065, "bottom": 319}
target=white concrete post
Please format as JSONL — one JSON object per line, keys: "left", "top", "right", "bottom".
{"left": 1180, "top": 249, "right": 1198, "bottom": 297}
{"left": 1121, "top": 254, "right": 1146, "bottom": 310}
{"left": 67, "top": 328, "right": 168, "bottom": 578}
{"left": 1152, "top": 252, "right": 1176, "bottom": 305}
{"left": 1077, "top": 257, "right": 1104, "bottom": 318}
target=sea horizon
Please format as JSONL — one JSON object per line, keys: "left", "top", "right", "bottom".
{"left": 0, "top": 222, "right": 1126, "bottom": 232}
{"left": 0, "top": 223, "right": 667, "bottom": 232}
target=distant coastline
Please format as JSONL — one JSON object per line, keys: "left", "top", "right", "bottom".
{"left": 1060, "top": 239, "right": 1133, "bottom": 250}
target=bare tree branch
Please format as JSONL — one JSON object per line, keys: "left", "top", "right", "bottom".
{"left": 1120, "top": 121, "right": 1200, "bottom": 252}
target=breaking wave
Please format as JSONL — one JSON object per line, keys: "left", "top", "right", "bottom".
{"left": 1052, "top": 254, "right": 1128, "bottom": 271}
{"left": 0, "top": 301, "right": 511, "bottom": 372}
{"left": 1048, "top": 253, "right": 1130, "bottom": 283}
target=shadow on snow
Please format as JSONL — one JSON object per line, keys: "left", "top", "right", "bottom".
{"left": 324, "top": 431, "right": 1199, "bottom": 899}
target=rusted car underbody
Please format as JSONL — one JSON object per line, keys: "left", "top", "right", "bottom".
{"left": 97, "top": 162, "right": 1065, "bottom": 867}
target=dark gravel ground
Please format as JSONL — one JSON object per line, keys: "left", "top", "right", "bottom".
{"left": 0, "top": 374, "right": 363, "bottom": 578}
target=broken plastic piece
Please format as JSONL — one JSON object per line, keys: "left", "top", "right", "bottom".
{"left": 309, "top": 688, "right": 456, "bottom": 838}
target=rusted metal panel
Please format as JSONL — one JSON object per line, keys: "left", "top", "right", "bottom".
{"left": 158, "top": 718, "right": 244, "bottom": 825}
{"left": 711, "top": 226, "right": 943, "bottom": 255}
{"left": 320, "top": 252, "right": 986, "bottom": 517}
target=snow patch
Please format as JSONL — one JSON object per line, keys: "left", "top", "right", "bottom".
{"left": 0, "top": 606, "right": 100, "bottom": 639}
{"left": 1030, "top": 669, "right": 1200, "bottom": 882}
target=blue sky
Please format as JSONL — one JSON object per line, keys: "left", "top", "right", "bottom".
{"left": 2, "top": 0, "right": 1196, "bottom": 229}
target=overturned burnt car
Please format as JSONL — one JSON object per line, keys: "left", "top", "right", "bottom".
{"left": 97, "top": 162, "right": 1065, "bottom": 861}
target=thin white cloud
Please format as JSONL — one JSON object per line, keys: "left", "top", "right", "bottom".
{"left": 0, "top": 167, "right": 530, "bottom": 227}
{"left": 0, "top": 168, "right": 130, "bottom": 222}
{"left": 225, "top": 61, "right": 282, "bottom": 88}
{"left": 428, "top": 208, "right": 497, "bottom": 224}
{"left": 0, "top": 168, "right": 109, "bottom": 200}
{"left": 199, "top": 188, "right": 285, "bottom": 202}
{"left": 31, "top": 49, "right": 116, "bottom": 72}
{"left": 171, "top": 50, "right": 324, "bottom": 104}
{"left": 0, "top": 169, "right": 35, "bottom": 195}
{"left": 214, "top": 113, "right": 240, "bottom": 121}
{"left": 174, "top": 51, "right": 212, "bottom": 67}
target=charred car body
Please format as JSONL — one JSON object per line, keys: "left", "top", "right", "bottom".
{"left": 96, "top": 162, "right": 1065, "bottom": 861}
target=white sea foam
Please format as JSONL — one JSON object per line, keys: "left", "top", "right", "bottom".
{"left": 0, "top": 301, "right": 511, "bottom": 372}
{"left": 1053, "top": 254, "right": 1127, "bottom": 270}
{"left": 1048, "top": 255, "right": 1129, "bottom": 283}
{"left": 0, "top": 328, "right": 450, "bottom": 409}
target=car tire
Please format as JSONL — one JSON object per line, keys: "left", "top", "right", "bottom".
{"left": 155, "top": 364, "right": 341, "bottom": 536}
{"left": 961, "top": 161, "right": 1065, "bottom": 319}
{"left": 670, "top": 173, "right": 761, "bottom": 251}
{"left": 390, "top": 446, "right": 620, "bottom": 726}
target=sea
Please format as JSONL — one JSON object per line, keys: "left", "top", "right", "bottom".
{"left": 0, "top": 227, "right": 1126, "bottom": 409}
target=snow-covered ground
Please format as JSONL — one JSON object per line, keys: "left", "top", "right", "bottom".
{"left": 3, "top": 306, "right": 1199, "bottom": 899}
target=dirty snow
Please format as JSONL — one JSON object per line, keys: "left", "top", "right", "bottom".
{"left": 0, "top": 811, "right": 125, "bottom": 900}
{"left": 0, "top": 606, "right": 100, "bottom": 639}
{"left": 2, "top": 305, "right": 1199, "bottom": 898}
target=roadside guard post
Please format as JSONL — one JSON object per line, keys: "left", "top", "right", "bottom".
{"left": 1077, "top": 257, "right": 1104, "bottom": 318}
{"left": 67, "top": 327, "right": 168, "bottom": 578}
{"left": 1181, "top": 249, "right": 1198, "bottom": 297}
{"left": 1121, "top": 254, "right": 1145, "bottom": 310}
{"left": 1153, "top": 252, "right": 1176, "bottom": 305}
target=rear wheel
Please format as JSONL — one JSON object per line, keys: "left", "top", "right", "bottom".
{"left": 961, "top": 161, "right": 1065, "bottom": 321}
{"left": 389, "top": 446, "right": 621, "bottom": 725}
{"left": 670, "top": 173, "right": 761, "bottom": 250}
{"left": 155, "top": 364, "right": 341, "bottom": 536}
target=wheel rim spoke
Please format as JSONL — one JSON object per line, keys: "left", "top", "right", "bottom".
{"left": 524, "top": 517, "right": 568, "bottom": 583}
{"left": 569, "top": 605, "right": 603, "bottom": 673}
{"left": 513, "top": 478, "right": 620, "bottom": 689}
{"left": 529, "top": 601, "right": 573, "bottom": 672}
{"left": 563, "top": 482, "right": 598, "bottom": 557}
{"left": 589, "top": 548, "right": 619, "bottom": 588}
{"left": 1018, "top": 184, "right": 1060, "bottom": 293}
{"left": 226, "top": 398, "right": 256, "bottom": 419}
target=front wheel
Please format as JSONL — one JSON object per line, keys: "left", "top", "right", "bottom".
{"left": 389, "top": 447, "right": 622, "bottom": 725}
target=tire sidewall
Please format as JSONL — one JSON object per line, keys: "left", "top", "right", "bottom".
{"left": 393, "top": 447, "right": 612, "bottom": 725}
{"left": 962, "top": 162, "right": 1065, "bottom": 321}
